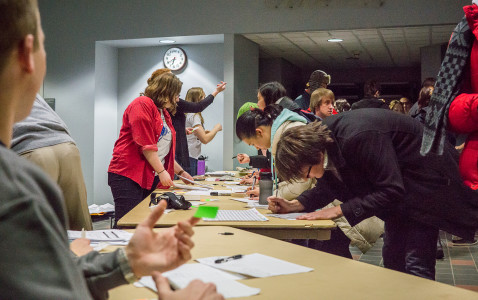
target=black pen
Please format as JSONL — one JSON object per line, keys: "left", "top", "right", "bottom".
{"left": 215, "top": 254, "right": 243, "bottom": 264}
{"left": 232, "top": 155, "right": 237, "bottom": 159}
{"left": 103, "top": 232, "right": 110, "bottom": 239}
{"left": 111, "top": 231, "right": 119, "bottom": 238}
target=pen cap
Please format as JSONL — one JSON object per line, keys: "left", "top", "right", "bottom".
{"left": 258, "top": 172, "right": 273, "bottom": 205}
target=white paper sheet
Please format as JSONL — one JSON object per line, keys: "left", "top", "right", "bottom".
{"left": 202, "top": 208, "right": 268, "bottom": 222}
{"left": 174, "top": 183, "right": 210, "bottom": 191}
{"left": 197, "top": 253, "right": 313, "bottom": 278}
{"left": 67, "top": 229, "right": 133, "bottom": 243}
{"left": 137, "top": 264, "right": 260, "bottom": 299}
{"left": 266, "top": 213, "right": 308, "bottom": 220}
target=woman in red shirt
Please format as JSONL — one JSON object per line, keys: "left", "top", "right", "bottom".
{"left": 108, "top": 72, "right": 193, "bottom": 226}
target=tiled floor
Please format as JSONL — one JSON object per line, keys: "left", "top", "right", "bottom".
{"left": 94, "top": 219, "right": 478, "bottom": 293}
{"left": 350, "top": 231, "right": 478, "bottom": 293}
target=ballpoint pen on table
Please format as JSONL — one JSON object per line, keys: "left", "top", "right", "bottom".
{"left": 215, "top": 254, "right": 243, "bottom": 264}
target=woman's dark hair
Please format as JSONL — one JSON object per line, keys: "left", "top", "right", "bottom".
{"left": 235, "top": 104, "right": 283, "bottom": 140}
{"left": 417, "top": 86, "right": 433, "bottom": 109}
{"left": 258, "top": 81, "right": 287, "bottom": 106}
{"left": 421, "top": 77, "right": 436, "bottom": 88}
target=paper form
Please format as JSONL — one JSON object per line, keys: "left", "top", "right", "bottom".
{"left": 137, "top": 264, "right": 260, "bottom": 299}
{"left": 173, "top": 183, "right": 210, "bottom": 191}
{"left": 202, "top": 208, "right": 268, "bottom": 222}
{"left": 266, "top": 213, "right": 308, "bottom": 220}
{"left": 197, "top": 253, "right": 313, "bottom": 278}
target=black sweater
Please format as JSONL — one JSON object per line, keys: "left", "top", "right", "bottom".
{"left": 171, "top": 95, "right": 214, "bottom": 169}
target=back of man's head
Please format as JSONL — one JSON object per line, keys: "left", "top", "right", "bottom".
{"left": 363, "top": 80, "right": 380, "bottom": 98}
{"left": 308, "top": 70, "right": 331, "bottom": 93}
{"left": 0, "top": 0, "right": 38, "bottom": 72}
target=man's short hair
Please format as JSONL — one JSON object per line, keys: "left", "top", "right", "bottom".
{"left": 308, "top": 70, "right": 331, "bottom": 93}
{"left": 363, "top": 80, "right": 380, "bottom": 98}
{"left": 309, "top": 88, "right": 335, "bottom": 111}
{"left": 0, "top": 0, "right": 38, "bottom": 71}
{"left": 275, "top": 122, "right": 334, "bottom": 182}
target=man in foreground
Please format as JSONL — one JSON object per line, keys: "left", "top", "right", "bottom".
{"left": 0, "top": 0, "right": 222, "bottom": 299}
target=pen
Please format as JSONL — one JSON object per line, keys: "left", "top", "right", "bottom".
{"left": 81, "top": 228, "right": 86, "bottom": 239}
{"left": 210, "top": 191, "right": 231, "bottom": 196}
{"left": 251, "top": 176, "right": 257, "bottom": 190}
{"left": 215, "top": 254, "right": 243, "bottom": 264}
{"left": 232, "top": 155, "right": 237, "bottom": 159}
{"left": 111, "top": 231, "right": 119, "bottom": 238}
{"left": 103, "top": 232, "right": 110, "bottom": 239}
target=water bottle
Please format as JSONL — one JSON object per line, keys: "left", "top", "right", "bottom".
{"left": 197, "top": 155, "right": 206, "bottom": 175}
{"left": 259, "top": 172, "right": 273, "bottom": 205}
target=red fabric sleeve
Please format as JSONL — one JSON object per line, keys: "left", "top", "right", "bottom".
{"left": 129, "top": 100, "right": 159, "bottom": 151}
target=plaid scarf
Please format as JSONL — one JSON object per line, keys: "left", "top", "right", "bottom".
{"left": 421, "top": 16, "right": 473, "bottom": 156}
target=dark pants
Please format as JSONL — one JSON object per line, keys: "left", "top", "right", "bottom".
{"left": 382, "top": 214, "right": 438, "bottom": 280}
{"left": 189, "top": 157, "right": 198, "bottom": 176}
{"left": 309, "top": 228, "right": 352, "bottom": 259}
{"left": 108, "top": 172, "right": 159, "bottom": 228}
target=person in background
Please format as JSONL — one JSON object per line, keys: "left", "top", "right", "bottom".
{"left": 310, "top": 88, "right": 335, "bottom": 120}
{"left": 0, "top": 1, "right": 223, "bottom": 299}
{"left": 11, "top": 94, "right": 92, "bottom": 230}
{"left": 389, "top": 99, "right": 405, "bottom": 114}
{"left": 146, "top": 68, "right": 226, "bottom": 176}
{"left": 295, "top": 70, "right": 331, "bottom": 111}
{"left": 108, "top": 72, "right": 194, "bottom": 227}
{"left": 408, "top": 77, "right": 436, "bottom": 117}
{"left": 185, "top": 87, "right": 223, "bottom": 176}
{"left": 269, "top": 110, "right": 478, "bottom": 280}
{"left": 351, "top": 80, "right": 388, "bottom": 110}
{"left": 334, "top": 98, "right": 351, "bottom": 113}
{"left": 399, "top": 97, "right": 412, "bottom": 114}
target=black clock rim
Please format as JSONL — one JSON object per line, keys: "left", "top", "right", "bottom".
{"left": 164, "top": 47, "right": 187, "bottom": 71}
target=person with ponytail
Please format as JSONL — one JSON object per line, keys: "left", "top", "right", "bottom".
{"left": 236, "top": 105, "right": 318, "bottom": 207}
{"left": 185, "top": 87, "right": 223, "bottom": 176}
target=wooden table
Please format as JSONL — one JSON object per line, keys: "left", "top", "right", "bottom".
{"left": 117, "top": 183, "right": 336, "bottom": 240}
{"left": 109, "top": 226, "right": 478, "bottom": 299}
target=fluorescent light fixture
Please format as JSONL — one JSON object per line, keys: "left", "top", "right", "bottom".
{"left": 327, "top": 38, "right": 343, "bottom": 42}
{"left": 159, "top": 39, "right": 176, "bottom": 44}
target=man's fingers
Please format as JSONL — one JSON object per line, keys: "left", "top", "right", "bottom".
{"left": 188, "top": 216, "right": 201, "bottom": 226}
{"left": 152, "top": 271, "right": 172, "bottom": 296}
{"left": 141, "top": 199, "right": 167, "bottom": 228}
{"left": 177, "top": 220, "right": 195, "bottom": 236}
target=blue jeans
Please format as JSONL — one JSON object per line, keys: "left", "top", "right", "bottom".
{"left": 189, "top": 157, "right": 198, "bottom": 176}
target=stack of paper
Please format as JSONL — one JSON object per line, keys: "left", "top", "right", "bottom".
{"left": 174, "top": 183, "right": 211, "bottom": 191}
{"left": 136, "top": 264, "right": 260, "bottom": 299}
{"left": 88, "top": 203, "right": 114, "bottom": 214}
{"left": 67, "top": 229, "right": 133, "bottom": 246}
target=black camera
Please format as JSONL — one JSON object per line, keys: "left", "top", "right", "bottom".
{"left": 150, "top": 192, "right": 192, "bottom": 210}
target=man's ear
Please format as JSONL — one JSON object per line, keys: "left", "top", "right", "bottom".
{"left": 17, "top": 34, "right": 35, "bottom": 73}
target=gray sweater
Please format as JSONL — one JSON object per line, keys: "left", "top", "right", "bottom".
{"left": 11, "top": 94, "right": 74, "bottom": 154}
{"left": 0, "top": 143, "right": 127, "bottom": 299}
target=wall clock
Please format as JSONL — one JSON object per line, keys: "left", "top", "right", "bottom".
{"left": 163, "top": 47, "right": 187, "bottom": 71}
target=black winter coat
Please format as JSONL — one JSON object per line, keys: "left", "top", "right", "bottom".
{"left": 297, "top": 108, "right": 478, "bottom": 240}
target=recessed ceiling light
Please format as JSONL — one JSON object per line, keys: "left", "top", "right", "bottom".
{"left": 159, "top": 39, "right": 176, "bottom": 44}
{"left": 328, "top": 38, "right": 343, "bottom": 43}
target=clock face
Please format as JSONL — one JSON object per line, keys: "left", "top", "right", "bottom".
{"left": 163, "top": 47, "right": 187, "bottom": 71}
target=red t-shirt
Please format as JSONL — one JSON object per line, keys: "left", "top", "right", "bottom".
{"left": 108, "top": 96, "right": 176, "bottom": 190}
